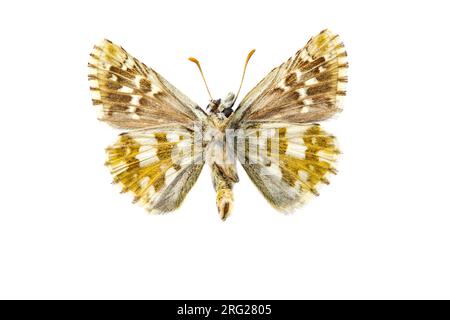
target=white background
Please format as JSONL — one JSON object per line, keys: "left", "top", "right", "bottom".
{"left": 0, "top": 0, "right": 449, "bottom": 299}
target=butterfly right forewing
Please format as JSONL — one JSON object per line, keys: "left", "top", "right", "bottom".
{"left": 230, "top": 29, "right": 348, "bottom": 127}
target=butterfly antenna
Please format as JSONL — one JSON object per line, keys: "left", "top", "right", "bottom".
{"left": 188, "top": 57, "right": 214, "bottom": 100}
{"left": 232, "top": 49, "right": 256, "bottom": 106}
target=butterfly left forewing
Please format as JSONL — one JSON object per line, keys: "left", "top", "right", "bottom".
{"left": 89, "top": 39, "right": 206, "bottom": 129}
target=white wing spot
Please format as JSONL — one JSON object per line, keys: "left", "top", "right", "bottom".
{"left": 300, "top": 106, "right": 310, "bottom": 113}
{"left": 119, "top": 86, "right": 133, "bottom": 94}
{"left": 286, "top": 143, "right": 306, "bottom": 158}
{"left": 139, "top": 176, "right": 150, "bottom": 189}
{"left": 136, "top": 147, "right": 156, "bottom": 166}
{"left": 165, "top": 167, "right": 177, "bottom": 181}
{"left": 298, "top": 88, "right": 307, "bottom": 98}
{"left": 166, "top": 133, "right": 180, "bottom": 142}
{"left": 303, "top": 99, "right": 313, "bottom": 105}
{"left": 304, "top": 78, "right": 318, "bottom": 86}
{"left": 299, "top": 170, "right": 309, "bottom": 182}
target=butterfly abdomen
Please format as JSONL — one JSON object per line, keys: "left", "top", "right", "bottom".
{"left": 205, "top": 117, "right": 239, "bottom": 220}
{"left": 212, "top": 164, "right": 234, "bottom": 221}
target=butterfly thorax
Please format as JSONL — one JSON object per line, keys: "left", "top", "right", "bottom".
{"left": 204, "top": 114, "right": 238, "bottom": 183}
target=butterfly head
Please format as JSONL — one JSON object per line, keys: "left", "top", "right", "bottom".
{"left": 207, "top": 92, "right": 235, "bottom": 118}
{"left": 189, "top": 49, "right": 255, "bottom": 119}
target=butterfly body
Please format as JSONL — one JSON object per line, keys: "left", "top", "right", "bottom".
{"left": 89, "top": 30, "right": 347, "bottom": 220}
{"left": 201, "top": 104, "right": 238, "bottom": 219}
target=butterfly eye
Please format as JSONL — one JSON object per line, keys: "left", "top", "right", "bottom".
{"left": 207, "top": 99, "right": 221, "bottom": 112}
{"left": 223, "top": 107, "right": 233, "bottom": 117}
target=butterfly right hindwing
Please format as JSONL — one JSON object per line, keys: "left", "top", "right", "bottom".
{"left": 237, "top": 123, "right": 339, "bottom": 211}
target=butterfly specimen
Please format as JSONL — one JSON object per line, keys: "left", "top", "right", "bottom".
{"left": 88, "top": 29, "right": 348, "bottom": 220}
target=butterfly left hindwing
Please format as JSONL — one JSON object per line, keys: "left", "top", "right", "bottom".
{"left": 105, "top": 126, "right": 204, "bottom": 213}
